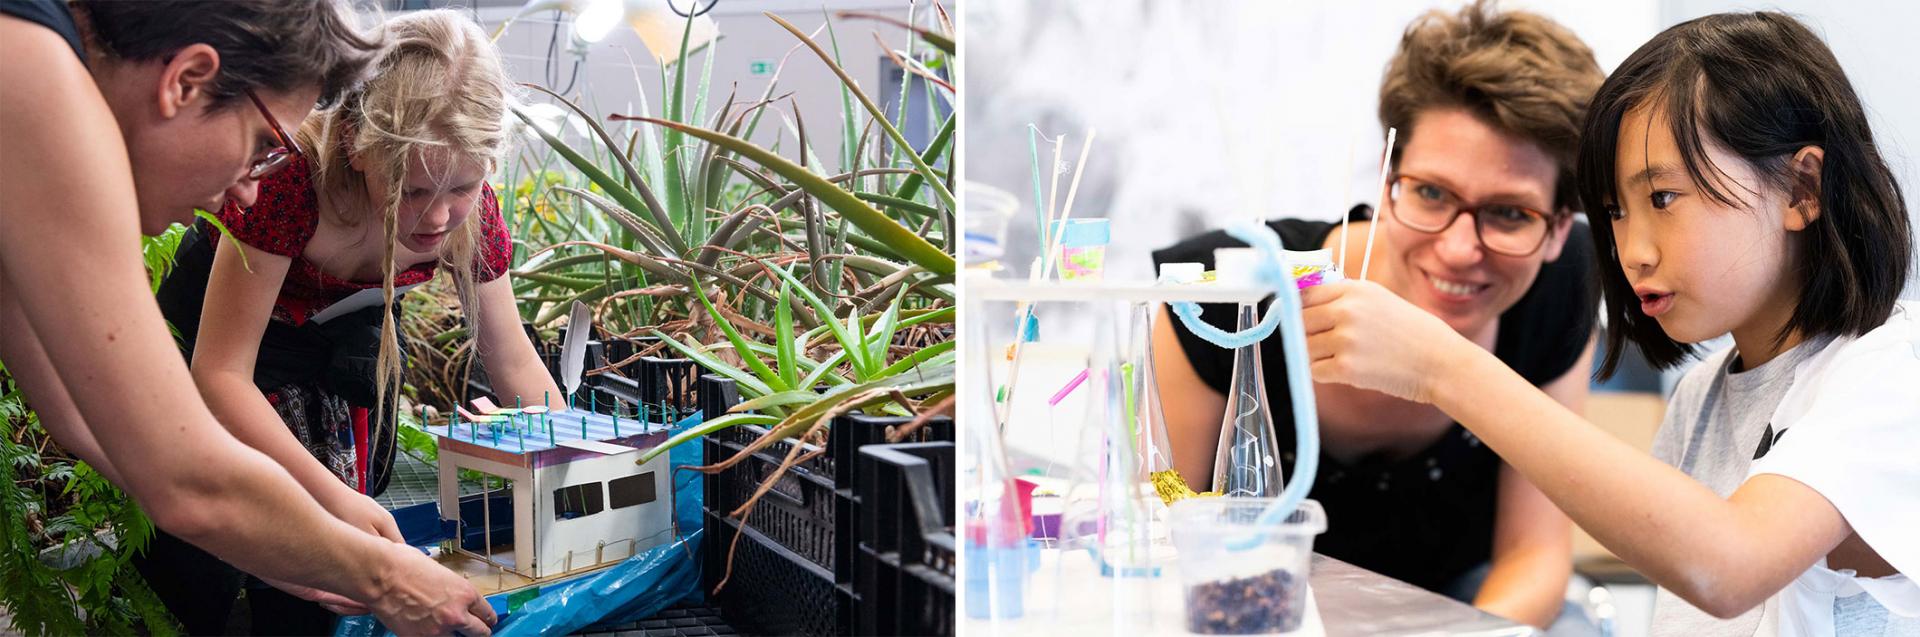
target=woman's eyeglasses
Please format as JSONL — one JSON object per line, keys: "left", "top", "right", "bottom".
{"left": 1385, "top": 175, "right": 1558, "bottom": 257}
{"left": 244, "top": 89, "right": 303, "bottom": 180}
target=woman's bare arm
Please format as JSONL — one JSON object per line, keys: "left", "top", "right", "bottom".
{"left": 1152, "top": 305, "right": 1229, "bottom": 488}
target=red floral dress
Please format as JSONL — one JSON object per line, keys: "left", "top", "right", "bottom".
{"left": 216, "top": 156, "right": 515, "bottom": 325}
{"left": 199, "top": 155, "right": 515, "bottom": 494}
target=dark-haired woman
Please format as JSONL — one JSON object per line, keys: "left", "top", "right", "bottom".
{"left": 0, "top": 2, "right": 495, "bottom": 634}
{"left": 1301, "top": 11, "right": 1916, "bottom": 635}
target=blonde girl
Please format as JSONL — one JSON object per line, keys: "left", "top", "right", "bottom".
{"left": 150, "top": 10, "right": 559, "bottom": 633}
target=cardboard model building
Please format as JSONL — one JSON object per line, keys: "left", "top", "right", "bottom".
{"left": 425, "top": 400, "right": 681, "bottom": 583}
{"left": 423, "top": 303, "right": 682, "bottom": 587}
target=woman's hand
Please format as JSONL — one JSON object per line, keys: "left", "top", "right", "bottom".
{"left": 1300, "top": 280, "right": 1473, "bottom": 404}
{"left": 321, "top": 486, "right": 405, "bottom": 543}
{"left": 258, "top": 575, "right": 372, "bottom": 616}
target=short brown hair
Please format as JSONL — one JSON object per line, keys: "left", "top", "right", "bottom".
{"left": 1379, "top": 0, "right": 1603, "bottom": 212}
{"left": 74, "top": 0, "right": 384, "bottom": 109}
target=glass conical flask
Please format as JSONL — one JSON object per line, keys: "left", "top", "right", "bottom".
{"left": 1123, "top": 302, "right": 1206, "bottom": 506}
{"left": 1053, "top": 306, "right": 1159, "bottom": 627}
{"left": 961, "top": 276, "right": 1032, "bottom": 621}
{"left": 1211, "top": 301, "right": 1284, "bottom": 498}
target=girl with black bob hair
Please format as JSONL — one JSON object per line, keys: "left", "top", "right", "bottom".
{"left": 1580, "top": 11, "right": 1911, "bottom": 379}
{"left": 1295, "top": 11, "right": 1917, "bottom": 635}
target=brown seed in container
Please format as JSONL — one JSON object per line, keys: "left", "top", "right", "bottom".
{"left": 1184, "top": 568, "right": 1304, "bottom": 634}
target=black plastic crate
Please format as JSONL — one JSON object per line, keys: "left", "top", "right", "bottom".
{"left": 557, "top": 355, "right": 694, "bottom": 421}
{"left": 703, "top": 510, "right": 851, "bottom": 637}
{"left": 696, "top": 374, "right": 955, "bottom": 636}
{"left": 704, "top": 419, "right": 836, "bottom": 570}
{"left": 640, "top": 356, "right": 700, "bottom": 422}
{"left": 854, "top": 443, "right": 956, "bottom": 637}
{"left": 596, "top": 335, "right": 647, "bottom": 380}
{"left": 700, "top": 377, "right": 953, "bottom": 573}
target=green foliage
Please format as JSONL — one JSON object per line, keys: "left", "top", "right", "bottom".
{"left": 499, "top": 9, "right": 957, "bottom": 342}
{"left": 396, "top": 408, "right": 438, "bottom": 465}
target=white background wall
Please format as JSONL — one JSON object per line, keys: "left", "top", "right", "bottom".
{"left": 961, "top": 0, "right": 1919, "bottom": 306}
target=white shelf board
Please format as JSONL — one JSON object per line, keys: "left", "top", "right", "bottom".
{"left": 967, "top": 278, "right": 1272, "bottom": 304}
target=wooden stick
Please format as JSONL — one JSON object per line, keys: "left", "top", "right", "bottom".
{"left": 1044, "top": 133, "right": 1066, "bottom": 251}
{"left": 1039, "top": 130, "right": 1098, "bottom": 283}
{"left": 1360, "top": 128, "right": 1398, "bottom": 281}
{"left": 1338, "top": 137, "right": 1357, "bottom": 272}
{"left": 1028, "top": 125, "right": 1049, "bottom": 254}
{"left": 1001, "top": 130, "right": 1098, "bottom": 430}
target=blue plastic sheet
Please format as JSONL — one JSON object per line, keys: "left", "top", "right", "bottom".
{"left": 336, "top": 411, "right": 710, "bottom": 637}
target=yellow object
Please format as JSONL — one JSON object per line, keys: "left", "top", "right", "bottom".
{"left": 1151, "top": 470, "right": 1219, "bottom": 505}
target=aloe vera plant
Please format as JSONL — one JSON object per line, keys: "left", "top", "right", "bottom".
{"left": 488, "top": 7, "right": 955, "bottom": 383}
{"left": 396, "top": 8, "right": 957, "bottom": 588}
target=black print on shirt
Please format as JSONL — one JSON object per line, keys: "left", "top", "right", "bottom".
{"left": 1753, "top": 424, "right": 1788, "bottom": 460}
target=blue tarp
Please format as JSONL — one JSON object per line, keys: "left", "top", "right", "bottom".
{"left": 336, "top": 412, "right": 708, "bottom": 637}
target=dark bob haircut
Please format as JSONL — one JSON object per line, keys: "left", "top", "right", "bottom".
{"left": 75, "top": 0, "right": 383, "bottom": 111}
{"left": 1577, "top": 11, "right": 1911, "bottom": 378}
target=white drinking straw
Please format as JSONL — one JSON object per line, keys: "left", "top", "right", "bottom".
{"left": 1359, "top": 128, "right": 1397, "bottom": 281}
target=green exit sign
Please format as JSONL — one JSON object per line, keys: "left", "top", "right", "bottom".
{"left": 748, "top": 59, "right": 774, "bottom": 76}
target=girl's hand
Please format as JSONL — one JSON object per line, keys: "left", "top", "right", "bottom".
{"left": 1300, "top": 280, "right": 1473, "bottom": 404}
{"left": 323, "top": 486, "right": 406, "bottom": 543}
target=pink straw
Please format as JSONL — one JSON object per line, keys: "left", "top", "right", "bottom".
{"left": 1048, "top": 368, "right": 1091, "bottom": 406}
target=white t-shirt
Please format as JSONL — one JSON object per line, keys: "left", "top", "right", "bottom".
{"left": 1649, "top": 335, "right": 1826, "bottom": 636}
{"left": 1743, "top": 300, "right": 1920, "bottom": 636}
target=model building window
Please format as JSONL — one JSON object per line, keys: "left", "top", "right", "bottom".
{"left": 608, "top": 472, "right": 657, "bottom": 509}
{"left": 553, "top": 482, "right": 604, "bottom": 520}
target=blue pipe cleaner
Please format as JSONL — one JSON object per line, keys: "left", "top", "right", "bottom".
{"left": 1166, "top": 223, "right": 1320, "bottom": 547}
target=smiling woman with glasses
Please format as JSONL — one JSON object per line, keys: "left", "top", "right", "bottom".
{"left": 1147, "top": 0, "right": 1605, "bottom": 630}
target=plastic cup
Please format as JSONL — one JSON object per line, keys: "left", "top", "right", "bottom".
{"left": 1050, "top": 218, "right": 1111, "bottom": 281}
{"left": 1169, "top": 499, "right": 1325, "bottom": 634}
{"left": 964, "top": 181, "right": 1019, "bottom": 266}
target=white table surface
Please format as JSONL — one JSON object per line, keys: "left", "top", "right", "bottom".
{"left": 963, "top": 547, "right": 1532, "bottom": 637}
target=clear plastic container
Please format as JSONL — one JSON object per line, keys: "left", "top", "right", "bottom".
{"left": 1050, "top": 218, "right": 1111, "bottom": 280}
{"left": 1170, "top": 499, "right": 1325, "bottom": 634}
{"left": 964, "top": 181, "right": 1019, "bottom": 267}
